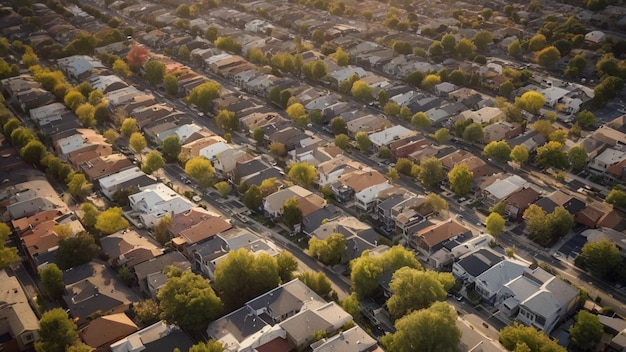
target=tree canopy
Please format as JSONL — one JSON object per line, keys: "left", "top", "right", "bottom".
{"left": 186, "top": 81, "right": 221, "bottom": 112}
{"left": 483, "top": 140, "right": 511, "bottom": 162}
{"left": 95, "top": 207, "right": 129, "bottom": 235}
{"left": 288, "top": 162, "right": 316, "bottom": 187}
{"left": 142, "top": 151, "right": 164, "bottom": 175}
{"left": 448, "top": 163, "right": 474, "bottom": 196}
{"left": 39, "top": 263, "right": 64, "bottom": 299}
{"left": 418, "top": 157, "right": 445, "bottom": 187}
{"left": 387, "top": 267, "right": 454, "bottom": 320}
{"left": 500, "top": 323, "right": 565, "bottom": 352}
{"left": 606, "top": 189, "right": 626, "bottom": 208}
{"left": 580, "top": 239, "right": 623, "bottom": 280}
{"left": 308, "top": 233, "right": 347, "bottom": 266}
{"left": 35, "top": 309, "right": 79, "bottom": 352}
{"left": 297, "top": 271, "right": 334, "bottom": 299}
{"left": 185, "top": 157, "right": 214, "bottom": 187}
{"left": 56, "top": 232, "right": 99, "bottom": 270}
{"left": 523, "top": 205, "right": 573, "bottom": 246}
{"left": 510, "top": 145, "right": 529, "bottom": 165}
{"left": 569, "top": 311, "right": 603, "bottom": 352}
{"left": 485, "top": 212, "right": 505, "bottom": 237}
{"left": 0, "top": 223, "right": 18, "bottom": 269}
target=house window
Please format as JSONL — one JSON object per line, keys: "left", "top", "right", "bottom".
{"left": 535, "top": 315, "right": 546, "bottom": 326}
{"left": 22, "top": 333, "right": 35, "bottom": 344}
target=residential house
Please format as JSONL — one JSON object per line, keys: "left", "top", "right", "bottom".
{"left": 459, "top": 106, "right": 504, "bottom": 125}
{"left": 505, "top": 187, "right": 541, "bottom": 222}
{"left": 279, "top": 302, "right": 352, "bottom": 349}
{"left": 346, "top": 115, "right": 391, "bottom": 137}
{"left": 589, "top": 148, "right": 626, "bottom": 174}
{"left": 80, "top": 154, "right": 133, "bottom": 181}
{"left": 410, "top": 220, "right": 472, "bottom": 257}
{"left": 331, "top": 169, "right": 388, "bottom": 204}
{"left": 584, "top": 227, "right": 626, "bottom": 255}
{"left": 267, "top": 127, "right": 309, "bottom": 151}
{"left": 68, "top": 144, "right": 114, "bottom": 170}
{"left": 474, "top": 259, "right": 529, "bottom": 305}
{"left": 53, "top": 128, "right": 111, "bottom": 157}
{"left": 316, "top": 155, "right": 363, "bottom": 187}
{"left": 483, "top": 121, "right": 523, "bottom": 144}
{"left": 367, "top": 125, "right": 416, "bottom": 153}
{"left": 110, "top": 321, "right": 194, "bottom": 352}
{"left": 80, "top": 313, "right": 138, "bottom": 352}
{"left": 105, "top": 86, "right": 144, "bottom": 108}
{"left": 509, "top": 131, "right": 546, "bottom": 153}
{"left": 311, "top": 326, "right": 378, "bottom": 352}
{"left": 0, "top": 270, "right": 39, "bottom": 352}
{"left": 574, "top": 201, "right": 618, "bottom": 229}
{"left": 62, "top": 261, "right": 139, "bottom": 326}
{"left": 87, "top": 75, "right": 128, "bottom": 94}
{"left": 301, "top": 204, "right": 341, "bottom": 236}
{"left": 533, "top": 190, "right": 586, "bottom": 216}
{"left": 98, "top": 167, "right": 157, "bottom": 200}
{"left": 263, "top": 185, "right": 326, "bottom": 220}
{"left": 310, "top": 216, "right": 379, "bottom": 262}
{"left": 389, "top": 135, "right": 428, "bottom": 160}
{"left": 133, "top": 251, "right": 190, "bottom": 298}
{"left": 593, "top": 125, "right": 626, "bottom": 149}
{"left": 288, "top": 139, "right": 336, "bottom": 166}
{"left": 128, "top": 183, "right": 195, "bottom": 228}
{"left": 57, "top": 55, "right": 106, "bottom": 80}
{"left": 482, "top": 175, "right": 529, "bottom": 208}
{"left": 169, "top": 209, "right": 232, "bottom": 253}
{"left": 452, "top": 247, "right": 505, "bottom": 285}
{"left": 4, "top": 178, "right": 67, "bottom": 221}
{"left": 213, "top": 148, "right": 252, "bottom": 179}
{"left": 99, "top": 229, "right": 162, "bottom": 268}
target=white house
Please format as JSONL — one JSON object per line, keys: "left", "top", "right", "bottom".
{"left": 355, "top": 182, "right": 393, "bottom": 212}
{"left": 57, "top": 55, "right": 105, "bottom": 80}
{"left": 199, "top": 141, "right": 230, "bottom": 162}
{"left": 128, "top": 183, "right": 194, "bottom": 227}
{"left": 540, "top": 87, "right": 568, "bottom": 108}
{"left": 589, "top": 148, "right": 626, "bottom": 173}
{"left": 316, "top": 155, "right": 362, "bottom": 187}
{"left": 98, "top": 167, "right": 154, "bottom": 199}
{"left": 263, "top": 185, "right": 313, "bottom": 218}
{"left": 328, "top": 66, "right": 367, "bottom": 83}
{"left": 474, "top": 259, "right": 528, "bottom": 304}
{"left": 368, "top": 125, "right": 416, "bottom": 152}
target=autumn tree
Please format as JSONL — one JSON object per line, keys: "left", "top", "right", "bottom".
{"left": 500, "top": 323, "right": 565, "bottom": 352}
{"left": 308, "top": 233, "right": 347, "bottom": 266}
{"left": 129, "top": 132, "right": 146, "bottom": 156}
{"left": 433, "top": 128, "right": 450, "bottom": 144}
{"left": 536, "top": 141, "right": 569, "bottom": 169}
{"left": 126, "top": 45, "right": 149, "bottom": 72}
{"left": 483, "top": 140, "right": 511, "bottom": 162}
{"left": 185, "top": 157, "right": 214, "bottom": 187}
{"left": 334, "top": 134, "right": 350, "bottom": 150}
{"left": 535, "top": 46, "right": 561, "bottom": 67}
{"left": 67, "top": 173, "right": 92, "bottom": 198}
{"left": 186, "top": 81, "right": 221, "bottom": 112}
{"left": 516, "top": 91, "right": 545, "bottom": 114}
{"left": 158, "top": 269, "right": 223, "bottom": 333}
{"left": 448, "top": 163, "right": 474, "bottom": 196}
{"left": 142, "top": 151, "right": 165, "bottom": 175}
{"left": 120, "top": 117, "right": 138, "bottom": 138}
{"left": 95, "top": 207, "right": 129, "bottom": 235}
{"left": 510, "top": 144, "right": 529, "bottom": 165}
{"left": 132, "top": 299, "right": 160, "bottom": 326}
{"left": 351, "top": 80, "right": 373, "bottom": 100}
{"left": 215, "top": 109, "right": 238, "bottom": 131}
{"left": 411, "top": 112, "right": 431, "bottom": 129}
{"left": 288, "top": 162, "right": 316, "bottom": 187}
{"left": 606, "top": 189, "right": 626, "bottom": 208}
{"left": 425, "top": 193, "right": 448, "bottom": 214}
{"left": 485, "top": 212, "right": 505, "bottom": 237}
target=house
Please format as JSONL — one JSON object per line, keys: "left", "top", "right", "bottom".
{"left": 498, "top": 267, "right": 579, "bottom": 333}
{"left": 346, "top": 115, "right": 391, "bottom": 137}
{"left": 80, "top": 154, "right": 133, "bottom": 181}
{"left": 509, "top": 130, "right": 546, "bottom": 153}
{"left": 80, "top": 313, "right": 138, "bottom": 352}
{"left": 540, "top": 87, "right": 568, "bottom": 108}
{"left": 110, "top": 321, "right": 194, "bottom": 352}
{"left": 311, "top": 326, "right": 378, "bottom": 352}
{"left": 331, "top": 169, "right": 388, "bottom": 204}
{"left": 533, "top": 190, "right": 586, "bottom": 216}
{"left": 53, "top": 129, "right": 111, "bottom": 157}
{"left": 68, "top": 144, "right": 114, "bottom": 170}
{"left": 301, "top": 204, "right": 341, "bottom": 236}
{"left": 585, "top": 30, "right": 605, "bottom": 44}
{"left": 98, "top": 167, "right": 157, "bottom": 200}
{"left": 128, "top": 183, "right": 195, "bottom": 228}
{"left": 310, "top": 216, "right": 379, "bottom": 261}
{"left": 133, "top": 251, "right": 190, "bottom": 298}
{"left": 410, "top": 220, "right": 472, "bottom": 257}
{"left": 483, "top": 121, "right": 523, "bottom": 144}
{"left": 279, "top": 302, "right": 352, "bottom": 348}
{"left": 179, "top": 134, "right": 228, "bottom": 161}
{"left": 482, "top": 175, "right": 529, "bottom": 207}
{"left": 263, "top": 185, "right": 326, "bottom": 220}
{"left": 574, "top": 201, "right": 615, "bottom": 229}
{"left": 589, "top": 148, "right": 626, "bottom": 174}
{"left": 99, "top": 229, "right": 162, "bottom": 268}
{"left": 355, "top": 181, "right": 394, "bottom": 213}
{"left": 316, "top": 155, "right": 363, "bottom": 187}
{"left": 57, "top": 55, "right": 106, "bottom": 80}
{"left": 505, "top": 187, "right": 541, "bottom": 222}
{"left": 474, "top": 259, "right": 529, "bottom": 305}
{"left": 214, "top": 148, "right": 252, "bottom": 179}
{"left": 62, "top": 261, "right": 140, "bottom": 326}
{"left": 452, "top": 247, "right": 505, "bottom": 285}
{"left": 170, "top": 210, "right": 232, "bottom": 249}
{"left": 4, "top": 178, "right": 67, "bottom": 221}
{"left": 459, "top": 106, "right": 504, "bottom": 125}
{"left": 367, "top": 125, "right": 416, "bottom": 152}
{"left": 0, "top": 270, "right": 39, "bottom": 352}
{"left": 87, "top": 75, "right": 128, "bottom": 93}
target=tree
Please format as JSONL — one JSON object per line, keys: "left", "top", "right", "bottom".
{"left": 428, "top": 40, "right": 443, "bottom": 58}
{"left": 215, "top": 109, "right": 238, "bottom": 131}
{"left": 418, "top": 157, "right": 445, "bottom": 187}
{"left": 308, "top": 233, "right": 347, "bottom": 266}
{"left": 189, "top": 341, "right": 224, "bottom": 352}
{"left": 524, "top": 205, "right": 573, "bottom": 246}
{"left": 330, "top": 47, "right": 350, "bottom": 66}
{"left": 606, "top": 189, "right": 626, "bottom": 208}
{"left": 288, "top": 162, "right": 316, "bottom": 187}
{"left": 535, "top": 46, "right": 561, "bottom": 67}
{"left": 161, "top": 135, "right": 181, "bottom": 162}
{"left": 575, "top": 110, "right": 596, "bottom": 127}
{"left": 387, "top": 168, "right": 399, "bottom": 183}
{"left": 382, "top": 302, "right": 460, "bottom": 352}
{"left": 243, "top": 185, "right": 263, "bottom": 210}
{"left": 448, "top": 163, "right": 473, "bottom": 196}
{"left": 500, "top": 323, "right": 565, "bottom": 352}
{"left": 214, "top": 249, "right": 280, "bottom": 309}
{"left": 39, "top": 263, "right": 64, "bottom": 299}
{"left": 75, "top": 103, "right": 96, "bottom": 127}
{"left": 120, "top": 118, "right": 138, "bottom": 137}
{"left": 126, "top": 45, "right": 149, "bottom": 72}
{"left": 393, "top": 40, "right": 412, "bottom": 55}
{"left": 152, "top": 214, "right": 172, "bottom": 245}
{"left": 517, "top": 91, "right": 545, "bottom": 114}
{"left": 441, "top": 33, "right": 456, "bottom": 53}
{"left": 276, "top": 251, "right": 298, "bottom": 283}
{"left": 95, "top": 207, "right": 129, "bottom": 235}
{"left": 158, "top": 270, "right": 223, "bottom": 332}
{"left": 411, "top": 112, "right": 431, "bottom": 129}
{"left": 285, "top": 102, "right": 305, "bottom": 119}
{"left": 508, "top": 39, "right": 523, "bottom": 58}
{"left": 473, "top": 31, "right": 493, "bottom": 51}
{"left": 569, "top": 311, "right": 603, "bottom": 352}
{"left": 132, "top": 299, "right": 160, "bottom": 326}
{"left": 425, "top": 193, "right": 448, "bottom": 214}
{"left": 164, "top": 74, "right": 178, "bottom": 96}
{"left": 499, "top": 81, "right": 515, "bottom": 98}
{"left": 334, "top": 134, "right": 350, "bottom": 150}
{"left": 186, "top": 81, "right": 221, "bottom": 112}
{"left": 433, "top": 128, "right": 450, "bottom": 144}
{"left": 178, "top": 45, "right": 190, "bottom": 62}
{"left": 354, "top": 131, "right": 372, "bottom": 152}
{"left": 214, "top": 36, "right": 242, "bottom": 54}
{"left": 64, "top": 90, "right": 85, "bottom": 111}
{"left": 462, "top": 123, "right": 484, "bottom": 143}
{"left": 568, "top": 146, "right": 588, "bottom": 171}
{"left": 455, "top": 38, "right": 476, "bottom": 59}
{"left": 205, "top": 26, "right": 218, "bottom": 42}
{"left": 80, "top": 203, "right": 99, "bottom": 229}
{"left": 595, "top": 54, "right": 620, "bottom": 78}
{"left": 386, "top": 268, "right": 454, "bottom": 319}
{"left": 129, "top": 132, "right": 146, "bottom": 156}
{"left": 549, "top": 129, "right": 567, "bottom": 144}
{"left": 142, "top": 151, "right": 164, "bottom": 175}
{"left": 0, "top": 223, "right": 17, "bottom": 269}
{"left": 483, "top": 140, "right": 511, "bottom": 162}
{"left": 35, "top": 309, "right": 79, "bottom": 352}
{"left": 351, "top": 80, "right": 373, "bottom": 100}
{"left": 185, "top": 157, "right": 214, "bottom": 187}
{"left": 449, "top": 69, "right": 465, "bottom": 86}
{"left": 485, "top": 212, "right": 505, "bottom": 237}
{"left": 67, "top": 173, "right": 92, "bottom": 198}
{"left": 331, "top": 116, "right": 347, "bottom": 135}
{"left": 20, "top": 139, "right": 47, "bottom": 165}
{"left": 282, "top": 197, "right": 303, "bottom": 230}
{"left": 56, "top": 232, "right": 99, "bottom": 270}
{"left": 113, "top": 59, "right": 130, "bottom": 78}
{"left": 580, "top": 239, "right": 623, "bottom": 279}
{"left": 528, "top": 34, "right": 547, "bottom": 52}
{"left": 421, "top": 74, "right": 441, "bottom": 91}
{"left": 297, "top": 271, "right": 333, "bottom": 298}
{"left": 536, "top": 141, "right": 569, "bottom": 169}
{"left": 143, "top": 60, "right": 166, "bottom": 86}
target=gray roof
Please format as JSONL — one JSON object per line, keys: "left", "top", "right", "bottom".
{"left": 133, "top": 251, "right": 190, "bottom": 281}
{"left": 457, "top": 248, "right": 505, "bottom": 278}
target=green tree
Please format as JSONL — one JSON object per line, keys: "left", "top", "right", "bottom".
{"left": 331, "top": 116, "right": 347, "bottom": 135}
{"left": 129, "top": 132, "right": 146, "bottom": 156}
{"left": 595, "top": 54, "right": 620, "bottom": 78}
{"left": 164, "top": 74, "right": 179, "bottom": 96}
{"left": 405, "top": 70, "right": 424, "bottom": 87}
{"left": 387, "top": 267, "right": 454, "bottom": 319}
{"left": 113, "top": 59, "right": 130, "bottom": 78}
{"left": 185, "top": 157, "right": 214, "bottom": 187}
{"left": 418, "top": 157, "right": 445, "bottom": 187}
{"left": 39, "top": 263, "right": 64, "bottom": 299}
{"left": 483, "top": 140, "right": 511, "bottom": 162}
{"left": 355, "top": 131, "right": 372, "bottom": 152}
{"left": 308, "top": 233, "right": 347, "bottom": 266}
{"left": 189, "top": 341, "right": 224, "bottom": 352}
{"left": 282, "top": 197, "right": 303, "bottom": 230}
{"left": 536, "top": 141, "right": 569, "bottom": 169}
{"left": 428, "top": 40, "right": 443, "bottom": 58}
{"left": 351, "top": 80, "right": 373, "bottom": 100}
{"left": 441, "top": 33, "right": 456, "bottom": 53}
{"left": 64, "top": 90, "right": 85, "bottom": 111}
{"left": 382, "top": 302, "right": 461, "bottom": 352}
{"left": 606, "top": 189, "right": 626, "bottom": 208}
{"left": 500, "top": 323, "right": 565, "bottom": 352}
{"left": 510, "top": 145, "right": 529, "bottom": 165}
{"left": 242, "top": 184, "right": 262, "bottom": 210}
{"left": 528, "top": 34, "right": 547, "bottom": 52}
{"left": 463, "top": 123, "right": 484, "bottom": 143}
{"left": 568, "top": 146, "right": 588, "bottom": 171}
{"left": 142, "top": 151, "right": 164, "bottom": 175}
{"left": 178, "top": 45, "right": 190, "bottom": 62}
{"left": 569, "top": 311, "right": 603, "bottom": 352}
{"left": 485, "top": 212, "right": 505, "bottom": 237}
{"left": 276, "top": 251, "right": 298, "bottom": 283}
{"left": 330, "top": 47, "right": 350, "bottom": 66}
{"left": 80, "top": 203, "right": 100, "bottom": 229}
{"left": 334, "top": 134, "right": 350, "bottom": 150}
{"left": 575, "top": 110, "right": 596, "bottom": 127}
{"left": 214, "top": 181, "right": 231, "bottom": 198}
{"left": 95, "top": 207, "right": 129, "bottom": 235}
{"left": 508, "top": 39, "right": 523, "bottom": 58}
{"left": 0, "top": 223, "right": 18, "bottom": 269}
{"left": 215, "top": 109, "right": 238, "bottom": 131}
{"left": 580, "top": 239, "right": 623, "bottom": 279}
{"left": 473, "top": 31, "right": 493, "bottom": 51}
{"left": 67, "top": 173, "right": 92, "bottom": 198}
{"left": 449, "top": 70, "right": 465, "bottom": 86}
{"left": 425, "top": 193, "right": 448, "bottom": 214}
{"left": 161, "top": 135, "right": 181, "bottom": 162}
{"left": 20, "top": 139, "right": 47, "bottom": 165}
{"left": 499, "top": 81, "right": 515, "bottom": 98}
{"left": 455, "top": 38, "right": 476, "bottom": 59}
{"left": 214, "top": 249, "right": 280, "bottom": 309}
{"left": 535, "top": 46, "right": 561, "bottom": 67}
{"left": 56, "top": 232, "right": 99, "bottom": 270}
{"left": 158, "top": 270, "right": 223, "bottom": 332}
{"left": 288, "top": 162, "right": 316, "bottom": 187}
{"left": 132, "top": 299, "right": 160, "bottom": 326}
{"left": 411, "top": 112, "right": 431, "bottom": 129}
{"left": 152, "top": 214, "right": 172, "bottom": 245}
{"left": 448, "top": 163, "right": 474, "bottom": 196}
{"left": 297, "top": 271, "right": 333, "bottom": 299}
{"left": 378, "top": 89, "right": 389, "bottom": 106}
{"left": 387, "top": 167, "right": 399, "bottom": 183}
{"left": 433, "top": 128, "right": 450, "bottom": 144}
{"left": 35, "top": 309, "right": 79, "bottom": 352}
{"left": 205, "top": 26, "right": 218, "bottom": 42}
{"left": 421, "top": 74, "right": 441, "bottom": 91}
{"left": 186, "top": 81, "right": 221, "bottom": 112}
{"left": 143, "top": 60, "right": 166, "bottom": 86}
{"left": 120, "top": 118, "right": 138, "bottom": 138}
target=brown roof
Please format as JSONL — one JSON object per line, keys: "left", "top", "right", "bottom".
{"left": 170, "top": 208, "right": 215, "bottom": 237}
{"left": 119, "top": 247, "right": 160, "bottom": 268}
{"left": 296, "top": 195, "right": 326, "bottom": 217}
{"left": 80, "top": 313, "right": 138, "bottom": 348}
{"left": 11, "top": 209, "right": 62, "bottom": 233}
{"left": 21, "top": 221, "right": 59, "bottom": 256}
{"left": 439, "top": 150, "right": 472, "bottom": 169}
{"left": 598, "top": 210, "right": 624, "bottom": 230}
{"left": 255, "top": 337, "right": 291, "bottom": 352}
{"left": 318, "top": 145, "right": 343, "bottom": 158}
{"left": 607, "top": 158, "right": 626, "bottom": 178}
{"left": 505, "top": 187, "right": 541, "bottom": 208}
{"left": 576, "top": 204, "right": 606, "bottom": 223}
{"left": 179, "top": 216, "right": 232, "bottom": 244}
{"left": 68, "top": 144, "right": 113, "bottom": 167}
{"left": 82, "top": 154, "right": 133, "bottom": 180}
{"left": 415, "top": 220, "right": 469, "bottom": 248}
{"left": 341, "top": 169, "right": 387, "bottom": 193}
